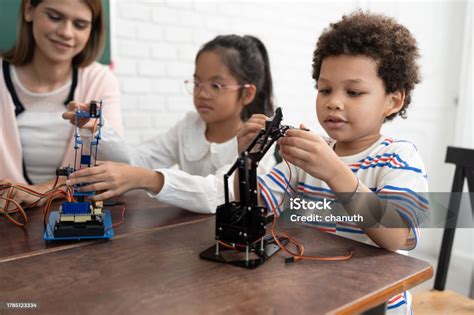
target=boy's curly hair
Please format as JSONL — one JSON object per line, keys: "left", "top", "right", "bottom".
{"left": 312, "top": 11, "right": 421, "bottom": 120}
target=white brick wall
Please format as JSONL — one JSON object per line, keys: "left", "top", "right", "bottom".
{"left": 112, "top": 0, "right": 468, "bottom": 188}
{"left": 112, "top": 0, "right": 363, "bottom": 143}
{"left": 111, "top": 0, "right": 472, "bottom": 295}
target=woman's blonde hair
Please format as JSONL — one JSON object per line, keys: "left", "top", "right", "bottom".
{"left": 2, "top": 0, "right": 104, "bottom": 67}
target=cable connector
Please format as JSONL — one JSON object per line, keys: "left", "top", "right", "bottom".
{"left": 285, "top": 256, "right": 295, "bottom": 263}
{"left": 103, "top": 200, "right": 125, "bottom": 207}
{"left": 56, "top": 167, "right": 74, "bottom": 177}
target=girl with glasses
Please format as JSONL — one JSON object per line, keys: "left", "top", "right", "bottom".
{"left": 65, "top": 34, "right": 276, "bottom": 214}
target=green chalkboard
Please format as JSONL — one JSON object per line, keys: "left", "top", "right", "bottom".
{"left": 0, "top": 0, "right": 111, "bottom": 65}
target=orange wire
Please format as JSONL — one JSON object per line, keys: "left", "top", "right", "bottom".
{"left": 0, "top": 196, "right": 28, "bottom": 227}
{"left": 0, "top": 183, "right": 69, "bottom": 227}
{"left": 42, "top": 189, "right": 69, "bottom": 225}
{"left": 218, "top": 241, "right": 237, "bottom": 249}
{"left": 1, "top": 114, "right": 106, "bottom": 228}
{"left": 269, "top": 159, "right": 354, "bottom": 262}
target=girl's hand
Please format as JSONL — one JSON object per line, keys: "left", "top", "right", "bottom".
{"left": 237, "top": 114, "right": 269, "bottom": 153}
{"left": 67, "top": 161, "right": 163, "bottom": 201}
{"left": 62, "top": 101, "right": 101, "bottom": 131}
{"left": 278, "top": 124, "right": 348, "bottom": 184}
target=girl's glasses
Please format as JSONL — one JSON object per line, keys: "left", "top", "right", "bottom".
{"left": 184, "top": 80, "right": 250, "bottom": 99}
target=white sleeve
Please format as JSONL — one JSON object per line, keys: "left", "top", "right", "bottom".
{"left": 83, "top": 117, "right": 181, "bottom": 169}
{"left": 95, "top": 119, "right": 130, "bottom": 163}
{"left": 128, "top": 123, "right": 180, "bottom": 169}
{"left": 76, "top": 118, "right": 129, "bottom": 163}
{"left": 146, "top": 144, "right": 278, "bottom": 214}
{"left": 147, "top": 165, "right": 232, "bottom": 214}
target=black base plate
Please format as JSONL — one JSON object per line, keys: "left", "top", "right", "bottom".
{"left": 199, "top": 238, "right": 288, "bottom": 269}
{"left": 53, "top": 221, "right": 105, "bottom": 237}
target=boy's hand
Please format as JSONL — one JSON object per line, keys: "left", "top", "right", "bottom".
{"left": 278, "top": 124, "right": 346, "bottom": 183}
{"left": 67, "top": 161, "right": 163, "bottom": 201}
{"left": 237, "top": 114, "right": 269, "bottom": 153}
{"left": 62, "top": 101, "right": 101, "bottom": 131}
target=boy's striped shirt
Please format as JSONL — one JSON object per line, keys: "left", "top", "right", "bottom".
{"left": 258, "top": 136, "right": 428, "bottom": 314}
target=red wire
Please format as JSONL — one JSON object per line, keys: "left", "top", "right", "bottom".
{"left": 111, "top": 203, "right": 127, "bottom": 229}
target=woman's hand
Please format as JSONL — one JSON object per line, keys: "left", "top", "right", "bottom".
{"left": 67, "top": 161, "right": 164, "bottom": 201}
{"left": 0, "top": 179, "right": 52, "bottom": 209}
{"left": 237, "top": 114, "right": 269, "bottom": 153}
{"left": 62, "top": 101, "right": 101, "bottom": 131}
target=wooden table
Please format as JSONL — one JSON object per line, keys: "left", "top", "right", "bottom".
{"left": 0, "top": 190, "right": 210, "bottom": 262}
{"left": 0, "top": 197, "right": 433, "bottom": 315}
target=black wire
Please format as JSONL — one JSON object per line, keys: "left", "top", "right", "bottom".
{"left": 103, "top": 200, "right": 125, "bottom": 207}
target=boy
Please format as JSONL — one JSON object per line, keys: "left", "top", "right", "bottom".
{"left": 237, "top": 11, "right": 428, "bottom": 314}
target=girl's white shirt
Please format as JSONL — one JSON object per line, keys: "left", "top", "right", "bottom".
{"left": 86, "top": 111, "right": 276, "bottom": 214}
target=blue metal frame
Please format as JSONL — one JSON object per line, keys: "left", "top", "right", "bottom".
{"left": 72, "top": 101, "right": 103, "bottom": 197}
{"left": 43, "top": 100, "right": 113, "bottom": 242}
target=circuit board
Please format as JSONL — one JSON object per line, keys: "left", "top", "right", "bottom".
{"left": 44, "top": 209, "right": 114, "bottom": 241}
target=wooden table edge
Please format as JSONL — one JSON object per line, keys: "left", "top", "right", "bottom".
{"left": 0, "top": 216, "right": 212, "bottom": 264}
{"left": 1, "top": 216, "right": 435, "bottom": 315}
{"left": 331, "top": 265, "right": 434, "bottom": 314}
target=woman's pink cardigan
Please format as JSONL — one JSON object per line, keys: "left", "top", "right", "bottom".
{"left": 0, "top": 59, "right": 124, "bottom": 184}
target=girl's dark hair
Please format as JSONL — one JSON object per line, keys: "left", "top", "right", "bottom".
{"left": 196, "top": 35, "right": 275, "bottom": 121}
{"left": 312, "top": 11, "right": 421, "bottom": 121}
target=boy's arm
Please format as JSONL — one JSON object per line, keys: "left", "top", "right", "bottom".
{"left": 327, "top": 166, "right": 411, "bottom": 251}
{"left": 279, "top": 129, "right": 423, "bottom": 251}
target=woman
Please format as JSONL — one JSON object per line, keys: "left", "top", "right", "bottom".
{"left": 0, "top": 0, "right": 123, "bottom": 207}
